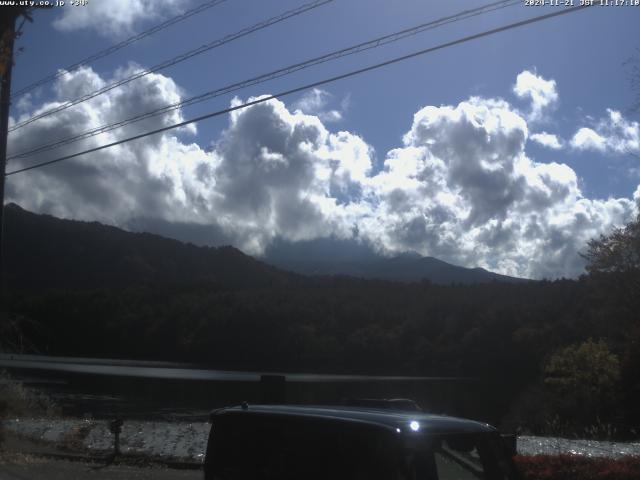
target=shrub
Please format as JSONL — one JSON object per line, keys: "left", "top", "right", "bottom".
{"left": 544, "top": 339, "right": 620, "bottom": 428}
{"left": 0, "top": 370, "right": 59, "bottom": 419}
{"left": 0, "top": 370, "right": 60, "bottom": 449}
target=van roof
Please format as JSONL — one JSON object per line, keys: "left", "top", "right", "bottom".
{"left": 211, "top": 404, "right": 495, "bottom": 435}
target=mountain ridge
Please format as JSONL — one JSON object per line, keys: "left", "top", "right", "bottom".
{"left": 264, "top": 238, "right": 526, "bottom": 284}
{"left": 264, "top": 255, "right": 525, "bottom": 284}
{"left": 3, "top": 204, "right": 526, "bottom": 291}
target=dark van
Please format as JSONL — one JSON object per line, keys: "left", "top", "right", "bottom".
{"left": 204, "top": 404, "right": 518, "bottom": 480}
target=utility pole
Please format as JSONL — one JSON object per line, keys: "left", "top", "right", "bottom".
{"left": 0, "top": 8, "right": 21, "bottom": 302}
{"left": 0, "top": 6, "right": 46, "bottom": 301}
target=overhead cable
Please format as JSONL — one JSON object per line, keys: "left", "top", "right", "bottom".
{"left": 8, "top": 0, "right": 334, "bottom": 132}
{"left": 8, "top": 0, "right": 520, "bottom": 161}
{"left": 11, "top": 0, "right": 230, "bottom": 99}
{"left": 6, "top": 4, "right": 591, "bottom": 177}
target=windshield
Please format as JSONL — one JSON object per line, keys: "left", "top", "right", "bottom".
{"left": 401, "top": 433, "right": 515, "bottom": 480}
{"left": 207, "top": 415, "right": 396, "bottom": 480}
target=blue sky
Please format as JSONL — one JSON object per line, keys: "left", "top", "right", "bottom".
{"left": 5, "top": 0, "right": 640, "bottom": 278}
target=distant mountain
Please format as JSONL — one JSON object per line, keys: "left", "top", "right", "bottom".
{"left": 3, "top": 204, "right": 525, "bottom": 292}
{"left": 264, "top": 239, "right": 526, "bottom": 285}
{"left": 3, "top": 204, "right": 296, "bottom": 292}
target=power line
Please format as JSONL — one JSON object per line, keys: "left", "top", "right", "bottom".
{"left": 8, "top": 0, "right": 520, "bottom": 161}
{"left": 10, "top": 0, "right": 229, "bottom": 99}
{"left": 8, "top": 0, "right": 334, "bottom": 132}
{"left": 5, "top": 4, "right": 591, "bottom": 177}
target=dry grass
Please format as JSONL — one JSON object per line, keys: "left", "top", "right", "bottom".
{"left": 0, "top": 370, "right": 60, "bottom": 419}
{"left": 0, "top": 370, "right": 61, "bottom": 450}
{"left": 0, "top": 450, "right": 47, "bottom": 465}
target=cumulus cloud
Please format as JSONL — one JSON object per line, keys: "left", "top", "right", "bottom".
{"left": 6, "top": 67, "right": 639, "bottom": 279}
{"left": 513, "top": 70, "right": 558, "bottom": 122}
{"left": 530, "top": 132, "right": 563, "bottom": 150}
{"left": 53, "top": 0, "right": 188, "bottom": 37}
{"left": 357, "top": 98, "right": 635, "bottom": 278}
{"left": 292, "top": 88, "right": 345, "bottom": 123}
{"left": 571, "top": 109, "right": 640, "bottom": 154}
{"left": 571, "top": 128, "right": 606, "bottom": 151}
{"left": 5, "top": 68, "right": 370, "bottom": 254}
{"left": 202, "top": 94, "right": 371, "bottom": 252}
{"left": 6, "top": 64, "right": 196, "bottom": 226}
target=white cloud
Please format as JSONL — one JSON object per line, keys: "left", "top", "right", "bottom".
{"left": 53, "top": 0, "right": 188, "bottom": 37}
{"left": 203, "top": 94, "right": 370, "bottom": 251}
{"left": 571, "top": 109, "right": 640, "bottom": 154}
{"left": 571, "top": 127, "right": 606, "bottom": 151}
{"left": 292, "top": 88, "right": 345, "bottom": 123}
{"left": 530, "top": 132, "right": 563, "bottom": 150}
{"left": 358, "top": 98, "right": 635, "bottom": 279}
{"left": 6, "top": 68, "right": 639, "bottom": 280}
{"left": 15, "top": 93, "right": 34, "bottom": 114}
{"left": 513, "top": 70, "right": 558, "bottom": 122}
{"left": 6, "top": 65, "right": 195, "bottom": 226}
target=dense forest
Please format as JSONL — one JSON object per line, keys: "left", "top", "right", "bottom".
{"left": 1, "top": 204, "right": 639, "bottom": 437}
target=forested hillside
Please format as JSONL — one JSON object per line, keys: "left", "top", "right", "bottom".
{"left": 3, "top": 203, "right": 297, "bottom": 291}
{"left": 2, "top": 204, "right": 639, "bottom": 436}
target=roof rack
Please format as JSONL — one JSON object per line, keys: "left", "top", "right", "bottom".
{"left": 344, "top": 398, "right": 422, "bottom": 412}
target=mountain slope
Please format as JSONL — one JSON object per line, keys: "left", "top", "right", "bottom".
{"left": 3, "top": 204, "right": 295, "bottom": 291}
{"left": 265, "top": 242, "right": 526, "bottom": 284}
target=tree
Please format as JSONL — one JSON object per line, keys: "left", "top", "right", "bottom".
{"left": 581, "top": 212, "right": 640, "bottom": 317}
{"left": 583, "top": 213, "right": 640, "bottom": 275}
{"left": 544, "top": 339, "right": 621, "bottom": 426}
{"left": 545, "top": 340, "right": 620, "bottom": 395}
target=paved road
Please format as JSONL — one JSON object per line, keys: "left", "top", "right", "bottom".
{"left": 0, "top": 352, "right": 454, "bottom": 382}
{"left": 0, "top": 459, "right": 201, "bottom": 480}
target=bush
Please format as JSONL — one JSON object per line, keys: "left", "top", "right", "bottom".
{"left": 0, "top": 370, "right": 59, "bottom": 419}
{"left": 544, "top": 339, "right": 620, "bottom": 429}
{"left": 0, "top": 370, "right": 60, "bottom": 449}
{"left": 515, "top": 455, "right": 640, "bottom": 480}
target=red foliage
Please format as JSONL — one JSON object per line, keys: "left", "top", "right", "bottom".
{"left": 515, "top": 454, "right": 640, "bottom": 480}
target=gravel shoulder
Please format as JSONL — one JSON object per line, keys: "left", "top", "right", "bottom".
{"left": 2, "top": 418, "right": 208, "bottom": 465}
{"left": 3, "top": 417, "right": 640, "bottom": 463}
{"left": 517, "top": 435, "right": 640, "bottom": 459}
{"left": 0, "top": 457, "right": 201, "bottom": 480}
